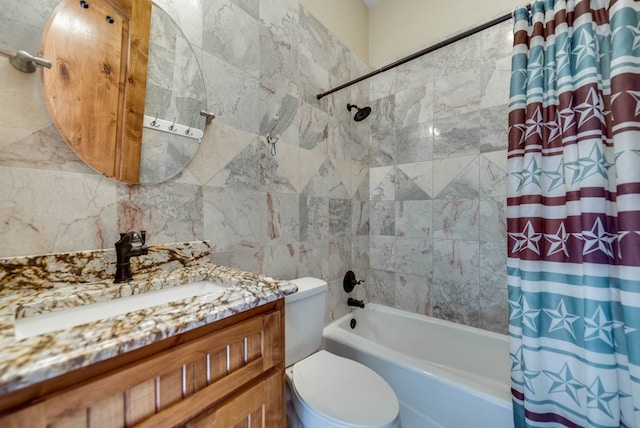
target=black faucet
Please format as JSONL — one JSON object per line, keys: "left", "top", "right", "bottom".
{"left": 114, "top": 231, "right": 148, "bottom": 283}
{"left": 347, "top": 298, "right": 365, "bottom": 309}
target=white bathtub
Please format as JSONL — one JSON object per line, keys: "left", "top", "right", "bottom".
{"left": 322, "top": 304, "right": 513, "bottom": 428}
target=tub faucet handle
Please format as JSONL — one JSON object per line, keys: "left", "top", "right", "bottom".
{"left": 343, "top": 270, "right": 364, "bottom": 293}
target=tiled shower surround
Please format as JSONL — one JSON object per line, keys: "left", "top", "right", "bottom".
{"left": 0, "top": 0, "right": 511, "bottom": 333}
{"left": 367, "top": 22, "right": 512, "bottom": 333}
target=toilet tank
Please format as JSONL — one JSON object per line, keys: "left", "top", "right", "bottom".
{"left": 285, "top": 277, "right": 328, "bottom": 367}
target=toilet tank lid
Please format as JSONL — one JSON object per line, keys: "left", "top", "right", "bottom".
{"left": 286, "top": 277, "right": 328, "bottom": 303}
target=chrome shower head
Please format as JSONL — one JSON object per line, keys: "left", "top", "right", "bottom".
{"left": 347, "top": 103, "right": 371, "bottom": 122}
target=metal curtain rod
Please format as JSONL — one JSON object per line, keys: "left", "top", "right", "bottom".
{"left": 316, "top": 8, "right": 523, "bottom": 100}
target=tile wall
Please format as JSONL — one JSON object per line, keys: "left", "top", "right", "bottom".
{"left": 0, "top": 0, "right": 512, "bottom": 333}
{"left": 367, "top": 21, "right": 513, "bottom": 333}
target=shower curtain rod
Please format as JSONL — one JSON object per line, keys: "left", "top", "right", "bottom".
{"left": 316, "top": 6, "right": 526, "bottom": 100}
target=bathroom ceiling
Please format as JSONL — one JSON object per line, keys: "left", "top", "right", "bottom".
{"left": 362, "top": 0, "right": 382, "bottom": 7}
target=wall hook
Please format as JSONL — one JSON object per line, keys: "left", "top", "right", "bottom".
{"left": 199, "top": 110, "right": 216, "bottom": 125}
{"left": 168, "top": 117, "right": 177, "bottom": 131}
{"left": 150, "top": 113, "right": 160, "bottom": 127}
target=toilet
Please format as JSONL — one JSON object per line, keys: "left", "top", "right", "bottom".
{"left": 285, "top": 277, "right": 400, "bottom": 428}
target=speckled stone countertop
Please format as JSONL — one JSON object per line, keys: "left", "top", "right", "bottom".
{"left": 0, "top": 241, "right": 296, "bottom": 396}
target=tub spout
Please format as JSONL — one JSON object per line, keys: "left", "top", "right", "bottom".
{"left": 347, "top": 298, "right": 365, "bottom": 308}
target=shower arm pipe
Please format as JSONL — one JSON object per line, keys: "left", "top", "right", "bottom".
{"left": 316, "top": 7, "right": 527, "bottom": 100}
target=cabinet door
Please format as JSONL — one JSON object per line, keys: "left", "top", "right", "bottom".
{"left": 186, "top": 369, "right": 284, "bottom": 428}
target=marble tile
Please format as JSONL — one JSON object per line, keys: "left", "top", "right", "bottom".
{"left": 203, "top": 0, "right": 260, "bottom": 75}
{"left": 1, "top": 0, "right": 58, "bottom": 54}
{"left": 369, "top": 69, "right": 397, "bottom": 101}
{"left": 259, "top": 141, "right": 299, "bottom": 194}
{"left": 299, "top": 196, "right": 328, "bottom": 241}
{"left": 395, "top": 122, "right": 434, "bottom": 164}
{"left": 211, "top": 248, "right": 264, "bottom": 274}
{"left": 0, "top": 168, "right": 118, "bottom": 257}
{"left": 479, "top": 105, "right": 509, "bottom": 153}
{"left": 394, "top": 53, "right": 436, "bottom": 92}
{"left": 154, "top": 0, "right": 204, "bottom": 49}
{"left": 479, "top": 197, "right": 507, "bottom": 243}
{"left": 351, "top": 236, "right": 370, "bottom": 273}
{"left": 432, "top": 278, "right": 481, "bottom": 328}
{"left": 396, "top": 162, "right": 433, "bottom": 200}
{"left": 479, "top": 152, "right": 507, "bottom": 197}
{"left": 370, "top": 236, "right": 395, "bottom": 272}
{"left": 117, "top": 182, "right": 204, "bottom": 245}
{"left": 352, "top": 164, "right": 369, "bottom": 201}
{"left": 259, "top": 0, "right": 298, "bottom": 43}
{"left": 370, "top": 201, "right": 395, "bottom": 236}
{"left": 299, "top": 53, "right": 330, "bottom": 109}
{"left": 394, "top": 84, "right": 434, "bottom": 129}
{"left": 369, "top": 96, "right": 396, "bottom": 167}
{"left": 369, "top": 166, "right": 395, "bottom": 201}
{"left": 352, "top": 200, "right": 370, "bottom": 236}
{"left": 259, "top": 27, "right": 299, "bottom": 98}
{"left": 329, "top": 199, "right": 352, "bottom": 237}
{"left": 432, "top": 239, "right": 479, "bottom": 284}
{"left": 205, "top": 139, "right": 262, "bottom": 191}
{"left": 297, "top": 241, "right": 329, "bottom": 279}
{"left": 433, "top": 198, "right": 480, "bottom": 241}
{"left": 368, "top": 269, "right": 395, "bottom": 306}
{"left": 298, "top": 101, "right": 328, "bottom": 154}
{"left": 203, "top": 187, "right": 267, "bottom": 252}
{"left": 328, "top": 238, "right": 352, "bottom": 281}
{"left": 0, "top": 124, "right": 95, "bottom": 174}
{"left": 201, "top": 51, "right": 260, "bottom": 134}
{"left": 395, "top": 273, "right": 431, "bottom": 315}
{"left": 265, "top": 192, "right": 300, "bottom": 244}
{"left": 434, "top": 156, "right": 479, "bottom": 199}
{"left": 395, "top": 237, "right": 432, "bottom": 276}
{"left": 433, "top": 68, "right": 485, "bottom": 116}
{"left": 396, "top": 201, "right": 433, "bottom": 238}
{"left": 263, "top": 244, "right": 299, "bottom": 279}
{"left": 479, "top": 241, "right": 508, "bottom": 334}
{"left": 433, "top": 110, "right": 482, "bottom": 160}
{"left": 231, "top": 0, "right": 259, "bottom": 19}
{"left": 0, "top": 61, "right": 52, "bottom": 146}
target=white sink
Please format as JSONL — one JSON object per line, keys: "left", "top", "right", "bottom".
{"left": 14, "top": 281, "right": 226, "bottom": 340}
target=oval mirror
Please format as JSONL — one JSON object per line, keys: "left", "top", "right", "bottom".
{"left": 40, "top": 0, "right": 207, "bottom": 185}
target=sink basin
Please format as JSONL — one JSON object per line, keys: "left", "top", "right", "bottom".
{"left": 14, "top": 281, "right": 226, "bottom": 340}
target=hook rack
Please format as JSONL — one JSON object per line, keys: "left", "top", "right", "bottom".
{"left": 143, "top": 115, "right": 203, "bottom": 142}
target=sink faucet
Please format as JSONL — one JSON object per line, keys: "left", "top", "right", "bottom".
{"left": 114, "top": 231, "right": 148, "bottom": 283}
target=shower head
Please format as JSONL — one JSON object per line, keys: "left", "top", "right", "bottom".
{"left": 347, "top": 103, "right": 371, "bottom": 122}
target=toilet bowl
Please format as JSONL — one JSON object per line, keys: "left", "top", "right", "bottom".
{"left": 285, "top": 278, "right": 400, "bottom": 428}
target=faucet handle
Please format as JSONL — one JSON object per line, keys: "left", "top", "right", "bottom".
{"left": 140, "top": 230, "right": 146, "bottom": 244}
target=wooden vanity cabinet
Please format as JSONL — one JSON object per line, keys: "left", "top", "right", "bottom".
{"left": 0, "top": 299, "right": 285, "bottom": 427}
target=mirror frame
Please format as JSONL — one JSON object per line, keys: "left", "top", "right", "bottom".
{"left": 40, "top": 0, "right": 152, "bottom": 184}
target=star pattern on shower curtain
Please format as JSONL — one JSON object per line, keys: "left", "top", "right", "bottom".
{"left": 507, "top": 0, "right": 640, "bottom": 426}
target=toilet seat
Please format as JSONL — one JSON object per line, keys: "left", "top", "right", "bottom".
{"left": 287, "top": 350, "right": 399, "bottom": 428}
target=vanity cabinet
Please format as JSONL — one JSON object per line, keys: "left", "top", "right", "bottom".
{"left": 0, "top": 300, "right": 285, "bottom": 427}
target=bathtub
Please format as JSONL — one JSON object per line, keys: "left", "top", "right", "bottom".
{"left": 322, "top": 304, "right": 513, "bottom": 428}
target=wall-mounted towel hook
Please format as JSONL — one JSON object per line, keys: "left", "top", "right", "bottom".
{"left": 199, "top": 110, "right": 216, "bottom": 125}
{"left": 5, "top": 50, "right": 52, "bottom": 73}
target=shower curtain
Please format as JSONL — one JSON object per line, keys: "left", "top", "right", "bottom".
{"left": 508, "top": 0, "right": 640, "bottom": 426}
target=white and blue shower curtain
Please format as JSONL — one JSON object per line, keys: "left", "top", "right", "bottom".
{"left": 508, "top": 0, "right": 640, "bottom": 426}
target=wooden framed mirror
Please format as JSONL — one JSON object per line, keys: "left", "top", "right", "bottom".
{"left": 39, "top": 0, "right": 207, "bottom": 184}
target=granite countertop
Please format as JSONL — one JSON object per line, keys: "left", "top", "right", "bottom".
{"left": 0, "top": 242, "right": 297, "bottom": 396}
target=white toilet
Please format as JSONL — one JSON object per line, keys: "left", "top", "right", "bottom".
{"left": 285, "top": 277, "right": 400, "bottom": 428}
